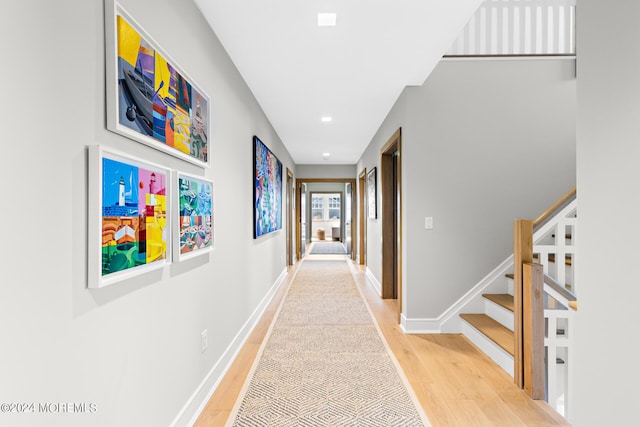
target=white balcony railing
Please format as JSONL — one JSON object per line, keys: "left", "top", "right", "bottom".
{"left": 446, "top": 0, "right": 576, "bottom": 57}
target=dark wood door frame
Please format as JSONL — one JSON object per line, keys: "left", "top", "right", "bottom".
{"left": 286, "top": 168, "right": 294, "bottom": 268}
{"left": 296, "top": 178, "right": 357, "bottom": 261}
{"left": 358, "top": 169, "right": 367, "bottom": 266}
{"left": 381, "top": 129, "right": 402, "bottom": 323}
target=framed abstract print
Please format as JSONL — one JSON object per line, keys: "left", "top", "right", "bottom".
{"left": 253, "top": 135, "right": 282, "bottom": 238}
{"left": 105, "top": 0, "right": 211, "bottom": 167}
{"left": 173, "top": 171, "right": 214, "bottom": 261}
{"left": 89, "top": 145, "right": 171, "bottom": 288}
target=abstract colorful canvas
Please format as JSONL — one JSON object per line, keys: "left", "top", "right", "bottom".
{"left": 89, "top": 145, "right": 171, "bottom": 288}
{"left": 174, "top": 172, "right": 214, "bottom": 260}
{"left": 253, "top": 136, "right": 283, "bottom": 238}
{"left": 105, "top": 0, "right": 211, "bottom": 167}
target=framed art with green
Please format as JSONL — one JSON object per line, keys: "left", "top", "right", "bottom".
{"left": 173, "top": 171, "right": 214, "bottom": 261}
{"left": 89, "top": 145, "right": 171, "bottom": 288}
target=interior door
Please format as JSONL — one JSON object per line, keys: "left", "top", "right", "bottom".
{"left": 345, "top": 182, "right": 352, "bottom": 256}
{"left": 300, "top": 183, "right": 306, "bottom": 258}
{"left": 286, "top": 169, "right": 294, "bottom": 266}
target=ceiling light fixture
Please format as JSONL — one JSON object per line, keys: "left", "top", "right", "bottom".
{"left": 321, "top": 116, "right": 332, "bottom": 122}
{"left": 317, "top": 13, "right": 337, "bottom": 27}
{"left": 322, "top": 152, "right": 331, "bottom": 160}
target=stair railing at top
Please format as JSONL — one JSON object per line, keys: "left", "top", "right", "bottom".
{"left": 532, "top": 187, "right": 577, "bottom": 296}
{"left": 513, "top": 187, "right": 577, "bottom": 414}
{"left": 444, "top": 0, "right": 577, "bottom": 57}
{"left": 533, "top": 187, "right": 576, "bottom": 229}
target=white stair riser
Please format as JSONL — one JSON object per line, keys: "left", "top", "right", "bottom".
{"left": 461, "top": 321, "right": 514, "bottom": 377}
{"left": 506, "top": 276, "right": 514, "bottom": 296}
{"left": 484, "top": 300, "right": 514, "bottom": 331}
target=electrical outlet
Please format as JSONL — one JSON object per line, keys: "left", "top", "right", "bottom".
{"left": 201, "top": 329, "right": 208, "bottom": 353}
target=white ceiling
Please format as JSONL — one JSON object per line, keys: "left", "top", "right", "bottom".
{"left": 193, "top": 0, "right": 483, "bottom": 165}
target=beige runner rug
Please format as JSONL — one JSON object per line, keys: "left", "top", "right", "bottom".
{"left": 225, "top": 260, "right": 431, "bottom": 427}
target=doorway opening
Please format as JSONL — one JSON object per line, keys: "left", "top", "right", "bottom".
{"left": 310, "top": 192, "right": 341, "bottom": 242}
{"left": 381, "top": 129, "right": 402, "bottom": 322}
{"left": 296, "top": 179, "right": 356, "bottom": 260}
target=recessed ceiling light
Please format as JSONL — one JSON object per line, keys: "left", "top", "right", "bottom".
{"left": 317, "top": 13, "right": 337, "bottom": 27}
{"left": 322, "top": 152, "right": 331, "bottom": 160}
{"left": 321, "top": 116, "right": 332, "bottom": 122}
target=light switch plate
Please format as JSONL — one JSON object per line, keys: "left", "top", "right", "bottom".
{"left": 425, "top": 217, "right": 433, "bottom": 230}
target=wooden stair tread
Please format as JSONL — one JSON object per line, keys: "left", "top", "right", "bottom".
{"left": 482, "top": 293, "right": 514, "bottom": 312}
{"left": 460, "top": 313, "right": 515, "bottom": 356}
{"left": 533, "top": 253, "right": 572, "bottom": 266}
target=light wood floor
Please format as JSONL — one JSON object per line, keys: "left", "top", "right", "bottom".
{"left": 194, "top": 256, "right": 570, "bottom": 426}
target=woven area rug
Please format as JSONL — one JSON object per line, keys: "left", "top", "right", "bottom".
{"left": 308, "top": 242, "right": 347, "bottom": 254}
{"left": 226, "top": 260, "right": 430, "bottom": 427}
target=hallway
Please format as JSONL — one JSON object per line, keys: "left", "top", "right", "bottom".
{"left": 195, "top": 258, "right": 569, "bottom": 426}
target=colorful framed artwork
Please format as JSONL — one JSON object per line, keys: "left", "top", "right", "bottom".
{"left": 105, "top": 0, "right": 211, "bottom": 168}
{"left": 173, "top": 171, "right": 214, "bottom": 261}
{"left": 367, "top": 167, "right": 377, "bottom": 219}
{"left": 253, "top": 135, "right": 283, "bottom": 238}
{"left": 89, "top": 145, "right": 171, "bottom": 288}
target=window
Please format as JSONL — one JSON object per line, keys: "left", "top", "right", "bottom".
{"left": 311, "top": 195, "right": 323, "bottom": 220}
{"left": 310, "top": 193, "right": 341, "bottom": 220}
{"left": 328, "top": 195, "right": 341, "bottom": 220}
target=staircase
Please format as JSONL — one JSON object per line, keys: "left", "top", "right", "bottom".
{"left": 458, "top": 188, "right": 577, "bottom": 419}
{"left": 459, "top": 278, "right": 517, "bottom": 377}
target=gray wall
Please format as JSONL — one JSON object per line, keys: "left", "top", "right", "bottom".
{"left": 0, "top": 1, "right": 292, "bottom": 426}
{"left": 296, "top": 164, "right": 356, "bottom": 179}
{"left": 358, "top": 58, "right": 576, "bottom": 320}
{"left": 574, "top": 0, "right": 640, "bottom": 424}
{"left": 357, "top": 91, "right": 409, "bottom": 282}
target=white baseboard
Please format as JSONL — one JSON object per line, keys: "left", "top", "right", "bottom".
{"left": 400, "top": 256, "right": 514, "bottom": 334}
{"left": 171, "top": 268, "right": 288, "bottom": 427}
{"left": 365, "top": 267, "right": 382, "bottom": 296}
{"left": 400, "top": 313, "right": 442, "bottom": 333}
{"left": 438, "top": 255, "right": 514, "bottom": 332}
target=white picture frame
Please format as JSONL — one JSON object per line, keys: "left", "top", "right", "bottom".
{"left": 173, "top": 171, "right": 214, "bottom": 262}
{"left": 104, "top": 0, "right": 211, "bottom": 168}
{"left": 88, "top": 145, "right": 172, "bottom": 288}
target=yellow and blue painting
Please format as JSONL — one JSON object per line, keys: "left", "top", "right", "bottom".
{"left": 101, "top": 157, "right": 167, "bottom": 277}
{"left": 178, "top": 175, "right": 213, "bottom": 255}
{"left": 116, "top": 15, "right": 209, "bottom": 164}
{"left": 253, "top": 136, "right": 282, "bottom": 238}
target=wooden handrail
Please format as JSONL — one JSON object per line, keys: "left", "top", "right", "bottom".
{"left": 543, "top": 273, "right": 577, "bottom": 304}
{"left": 533, "top": 186, "right": 576, "bottom": 228}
